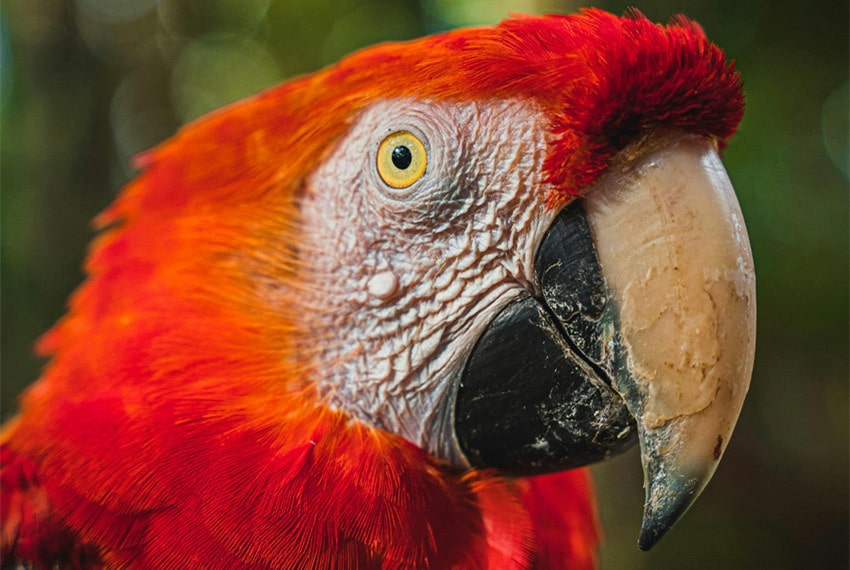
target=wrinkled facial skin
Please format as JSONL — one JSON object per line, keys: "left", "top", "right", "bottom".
{"left": 299, "top": 98, "right": 556, "bottom": 463}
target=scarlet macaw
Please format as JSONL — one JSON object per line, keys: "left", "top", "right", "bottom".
{"left": 1, "top": 9, "right": 755, "bottom": 569}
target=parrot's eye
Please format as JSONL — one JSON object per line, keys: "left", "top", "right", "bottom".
{"left": 377, "top": 131, "right": 427, "bottom": 189}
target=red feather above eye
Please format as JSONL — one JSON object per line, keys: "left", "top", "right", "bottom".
{"left": 102, "top": 8, "right": 742, "bottom": 226}
{"left": 1, "top": 9, "right": 744, "bottom": 568}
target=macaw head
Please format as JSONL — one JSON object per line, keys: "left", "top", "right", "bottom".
{"left": 284, "top": 11, "right": 753, "bottom": 547}
{"left": 35, "top": 9, "right": 754, "bottom": 553}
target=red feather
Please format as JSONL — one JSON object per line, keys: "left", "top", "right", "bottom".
{"left": 2, "top": 10, "right": 743, "bottom": 568}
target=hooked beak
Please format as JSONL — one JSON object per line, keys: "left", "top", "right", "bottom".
{"left": 455, "top": 132, "right": 756, "bottom": 549}
{"left": 584, "top": 133, "right": 756, "bottom": 549}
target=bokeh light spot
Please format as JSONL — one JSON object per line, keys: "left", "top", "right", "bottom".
{"left": 170, "top": 37, "right": 282, "bottom": 123}
{"left": 157, "top": 0, "right": 272, "bottom": 38}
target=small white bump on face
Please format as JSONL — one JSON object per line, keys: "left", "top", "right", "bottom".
{"left": 299, "top": 97, "right": 556, "bottom": 462}
{"left": 367, "top": 271, "right": 399, "bottom": 301}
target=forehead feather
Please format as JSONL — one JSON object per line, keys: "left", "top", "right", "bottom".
{"left": 122, "top": 9, "right": 741, "bottom": 225}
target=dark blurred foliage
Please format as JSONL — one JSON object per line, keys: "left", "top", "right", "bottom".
{"left": 1, "top": 0, "right": 847, "bottom": 568}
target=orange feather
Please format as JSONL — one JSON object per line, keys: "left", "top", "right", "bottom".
{"left": 2, "top": 10, "right": 743, "bottom": 568}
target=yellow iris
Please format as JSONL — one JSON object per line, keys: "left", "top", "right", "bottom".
{"left": 377, "top": 131, "right": 427, "bottom": 189}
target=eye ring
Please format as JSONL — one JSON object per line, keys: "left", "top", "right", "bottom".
{"left": 377, "top": 131, "right": 427, "bottom": 189}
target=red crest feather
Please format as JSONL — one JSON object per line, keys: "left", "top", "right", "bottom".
{"left": 2, "top": 10, "right": 742, "bottom": 568}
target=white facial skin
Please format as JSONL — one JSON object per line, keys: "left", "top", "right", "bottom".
{"left": 299, "top": 98, "right": 556, "bottom": 463}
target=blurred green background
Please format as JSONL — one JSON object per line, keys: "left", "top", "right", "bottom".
{"left": 1, "top": 0, "right": 847, "bottom": 568}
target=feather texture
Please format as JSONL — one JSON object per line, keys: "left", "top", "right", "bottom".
{"left": 2, "top": 10, "right": 743, "bottom": 568}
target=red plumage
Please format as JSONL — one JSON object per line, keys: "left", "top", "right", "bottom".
{"left": 2, "top": 10, "right": 742, "bottom": 568}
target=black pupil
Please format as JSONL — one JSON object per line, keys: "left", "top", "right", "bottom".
{"left": 391, "top": 145, "right": 412, "bottom": 170}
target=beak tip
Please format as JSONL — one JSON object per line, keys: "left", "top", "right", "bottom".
{"left": 636, "top": 504, "right": 683, "bottom": 551}
{"left": 637, "top": 513, "right": 677, "bottom": 551}
{"left": 637, "top": 528, "right": 660, "bottom": 551}
{"left": 636, "top": 472, "right": 704, "bottom": 551}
